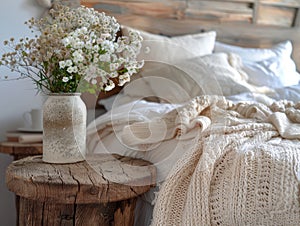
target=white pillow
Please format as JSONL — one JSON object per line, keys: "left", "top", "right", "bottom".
{"left": 122, "top": 25, "right": 216, "bottom": 64}
{"left": 214, "top": 41, "right": 300, "bottom": 88}
{"left": 122, "top": 53, "right": 267, "bottom": 104}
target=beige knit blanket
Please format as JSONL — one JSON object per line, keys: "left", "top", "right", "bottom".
{"left": 150, "top": 95, "right": 300, "bottom": 226}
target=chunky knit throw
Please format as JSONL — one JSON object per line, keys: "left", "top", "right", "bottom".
{"left": 151, "top": 96, "right": 300, "bottom": 226}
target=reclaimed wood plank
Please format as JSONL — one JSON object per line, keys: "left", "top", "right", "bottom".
{"left": 83, "top": 0, "right": 186, "bottom": 2}
{"left": 18, "top": 197, "right": 44, "bottom": 226}
{"left": 252, "top": 0, "right": 260, "bottom": 23}
{"left": 108, "top": 13, "right": 300, "bottom": 38}
{"left": 257, "top": 4, "right": 296, "bottom": 27}
{"left": 187, "top": 1, "right": 253, "bottom": 13}
{"left": 85, "top": 0, "right": 186, "bottom": 19}
{"left": 113, "top": 199, "right": 137, "bottom": 226}
{"left": 75, "top": 203, "right": 114, "bottom": 226}
{"left": 260, "top": 0, "right": 300, "bottom": 8}
{"left": 294, "top": 8, "right": 300, "bottom": 26}
{"left": 81, "top": 0, "right": 300, "bottom": 69}
{"left": 185, "top": 9, "right": 252, "bottom": 22}
{"left": 42, "top": 202, "right": 75, "bottom": 226}
{"left": 185, "top": 1, "right": 253, "bottom": 22}
{"left": 18, "top": 197, "right": 137, "bottom": 226}
{"left": 107, "top": 13, "right": 300, "bottom": 68}
{"left": 188, "top": 0, "right": 255, "bottom": 2}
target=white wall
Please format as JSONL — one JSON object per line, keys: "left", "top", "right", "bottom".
{"left": 0, "top": 0, "right": 45, "bottom": 225}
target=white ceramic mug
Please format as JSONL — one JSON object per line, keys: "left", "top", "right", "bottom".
{"left": 23, "top": 109, "right": 43, "bottom": 130}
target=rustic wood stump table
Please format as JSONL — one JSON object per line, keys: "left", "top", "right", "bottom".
{"left": 0, "top": 141, "right": 42, "bottom": 160}
{"left": 6, "top": 154, "right": 156, "bottom": 226}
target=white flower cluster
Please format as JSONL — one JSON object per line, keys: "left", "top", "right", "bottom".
{"left": 0, "top": 3, "right": 144, "bottom": 94}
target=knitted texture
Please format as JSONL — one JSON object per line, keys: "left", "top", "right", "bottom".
{"left": 151, "top": 95, "right": 300, "bottom": 226}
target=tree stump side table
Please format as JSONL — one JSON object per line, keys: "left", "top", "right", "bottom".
{"left": 0, "top": 141, "right": 42, "bottom": 160}
{"left": 6, "top": 154, "right": 156, "bottom": 226}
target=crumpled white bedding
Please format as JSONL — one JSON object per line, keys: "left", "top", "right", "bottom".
{"left": 86, "top": 50, "right": 300, "bottom": 225}
{"left": 87, "top": 99, "right": 203, "bottom": 226}
{"left": 87, "top": 99, "right": 197, "bottom": 183}
{"left": 87, "top": 92, "right": 300, "bottom": 225}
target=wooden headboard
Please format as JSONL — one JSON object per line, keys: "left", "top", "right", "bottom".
{"left": 81, "top": 0, "right": 300, "bottom": 70}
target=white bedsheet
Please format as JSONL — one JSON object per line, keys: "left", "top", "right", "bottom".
{"left": 88, "top": 84, "right": 300, "bottom": 186}
{"left": 87, "top": 90, "right": 300, "bottom": 226}
{"left": 87, "top": 99, "right": 200, "bottom": 183}
{"left": 228, "top": 84, "right": 300, "bottom": 103}
{"left": 87, "top": 48, "right": 300, "bottom": 224}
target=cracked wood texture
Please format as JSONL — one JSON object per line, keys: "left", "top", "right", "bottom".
{"left": 6, "top": 154, "right": 156, "bottom": 226}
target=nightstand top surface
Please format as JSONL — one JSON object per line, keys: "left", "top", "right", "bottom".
{"left": 6, "top": 154, "right": 156, "bottom": 204}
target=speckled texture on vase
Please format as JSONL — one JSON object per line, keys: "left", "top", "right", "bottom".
{"left": 42, "top": 93, "right": 87, "bottom": 163}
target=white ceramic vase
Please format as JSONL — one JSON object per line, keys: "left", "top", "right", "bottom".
{"left": 42, "top": 93, "right": 87, "bottom": 163}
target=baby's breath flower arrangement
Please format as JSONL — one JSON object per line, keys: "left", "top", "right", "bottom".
{"left": 0, "top": 3, "right": 144, "bottom": 94}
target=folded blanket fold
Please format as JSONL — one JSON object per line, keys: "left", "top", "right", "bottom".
{"left": 121, "top": 115, "right": 212, "bottom": 147}
{"left": 269, "top": 112, "right": 300, "bottom": 139}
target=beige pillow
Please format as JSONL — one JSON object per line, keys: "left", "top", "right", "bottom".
{"left": 123, "top": 53, "right": 264, "bottom": 104}
{"left": 121, "top": 25, "right": 216, "bottom": 64}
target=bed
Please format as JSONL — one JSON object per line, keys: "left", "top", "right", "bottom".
{"left": 79, "top": 0, "right": 300, "bottom": 225}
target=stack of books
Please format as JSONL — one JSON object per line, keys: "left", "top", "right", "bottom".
{"left": 6, "top": 131, "right": 43, "bottom": 144}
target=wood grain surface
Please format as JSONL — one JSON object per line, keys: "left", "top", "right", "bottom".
{"left": 6, "top": 154, "right": 156, "bottom": 226}
{"left": 6, "top": 154, "right": 156, "bottom": 204}
{"left": 0, "top": 141, "right": 42, "bottom": 160}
